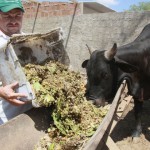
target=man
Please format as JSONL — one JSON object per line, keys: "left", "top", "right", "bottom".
{"left": 0, "top": 0, "right": 32, "bottom": 124}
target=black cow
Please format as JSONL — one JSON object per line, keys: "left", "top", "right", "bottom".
{"left": 82, "top": 23, "right": 150, "bottom": 137}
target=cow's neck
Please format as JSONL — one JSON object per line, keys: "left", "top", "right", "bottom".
{"left": 116, "top": 40, "right": 150, "bottom": 67}
{"left": 109, "top": 59, "right": 120, "bottom": 98}
{"left": 109, "top": 60, "right": 129, "bottom": 99}
{"left": 117, "top": 70, "right": 132, "bottom": 91}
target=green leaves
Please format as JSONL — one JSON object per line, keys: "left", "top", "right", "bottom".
{"left": 47, "top": 63, "right": 57, "bottom": 74}
{"left": 52, "top": 112, "right": 67, "bottom": 135}
{"left": 44, "top": 94, "right": 54, "bottom": 103}
{"left": 48, "top": 143, "right": 55, "bottom": 150}
{"left": 32, "top": 81, "right": 43, "bottom": 92}
{"left": 24, "top": 61, "right": 109, "bottom": 150}
{"left": 128, "top": 2, "right": 150, "bottom": 11}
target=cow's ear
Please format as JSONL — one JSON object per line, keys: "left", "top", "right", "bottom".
{"left": 82, "top": 60, "right": 89, "bottom": 68}
{"left": 115, "top": 57, "right": 139, "bottom": 73}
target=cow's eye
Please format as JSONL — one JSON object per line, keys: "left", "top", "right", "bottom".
{"left": 102, "top": 72, "right": 109, "bottom": 79}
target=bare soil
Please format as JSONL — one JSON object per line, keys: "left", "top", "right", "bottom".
{"left": 107, "top": 100, "right": 150, "bottom": 150}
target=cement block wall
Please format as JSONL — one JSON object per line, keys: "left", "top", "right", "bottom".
{"left": 22, "top": 11, "right": 150, "bottom": 73}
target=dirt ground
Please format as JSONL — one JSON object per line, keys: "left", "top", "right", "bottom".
{"left": 106, "top": 99, "right": 150, "bottom": 150}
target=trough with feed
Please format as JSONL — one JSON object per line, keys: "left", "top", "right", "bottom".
{"left": 0, "top": 28, "right": 132, "bottom": 150}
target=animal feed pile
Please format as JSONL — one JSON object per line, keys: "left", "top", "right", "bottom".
{"left": 23, "top": 61, "right": 109, "bottom": 150}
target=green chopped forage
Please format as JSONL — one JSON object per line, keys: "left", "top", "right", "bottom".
{"left": 24, "top": 61, "right": 109, "bottom": 150}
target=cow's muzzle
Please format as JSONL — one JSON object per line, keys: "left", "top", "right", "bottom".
{"left": 85, "top": 94, "right": 107, "bottom": 107}
{"left": 94, "top": 98, "right": 108, "bottom": 107}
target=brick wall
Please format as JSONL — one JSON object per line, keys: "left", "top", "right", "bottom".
{"left": 23, "top": 1, "right": 82, "bottom": 19}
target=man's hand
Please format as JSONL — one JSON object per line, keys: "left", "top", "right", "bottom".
{"left": 0, "top": 82, "right": 28, "bottom": 106}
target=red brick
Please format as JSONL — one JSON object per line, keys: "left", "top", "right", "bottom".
{"left": 42, "top": 2, "right": 48, "bottom": 5}
{"left": 44, "top": 13, "right": 48, "bottom": 17}
{"left": 62, "top": 10, "right": 69, "bottom": 16}
{"left": 49, "top": 2, "right": 54, "bottom": 6}
{"left": 25, "top": 14, "right": 31, "bottom": 19}
{"left": 38, "top": 6, "right": 45, "bottom": 12}
{"left": 48, "top": 6, "right": 53, "bottom": 11}
{"left": 53, "top": 10, "right": 62, "bottom": 16}
{"left": 60, "top": 3, "right": 67, "bottom": 10}
{"left": 33, "top": 2, "right": 38, "bottom": 7}
{"left": 40, "top": 12, "right": 44, "bottom": 17}
{"left": 48, "top": 12, "right": 53, "bottom": 17}
{"left": 62, "top": 3, "right": 67, "bottom": 5}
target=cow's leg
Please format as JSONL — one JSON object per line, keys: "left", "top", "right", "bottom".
{"left": 132, "top": 98, "right": 143, "bottom": 137}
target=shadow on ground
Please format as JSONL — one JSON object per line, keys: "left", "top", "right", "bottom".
{"left": 102, "top": 100, "right": 150, "bottom": 150}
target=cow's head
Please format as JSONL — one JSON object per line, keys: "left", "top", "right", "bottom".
{"left": 82, "top": 43, "right": 138, "bottom": 106}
